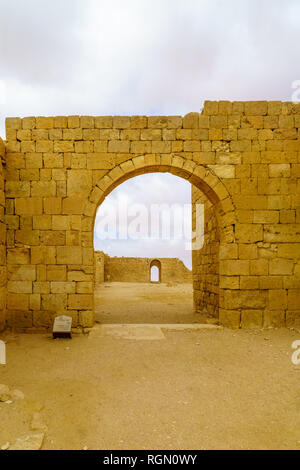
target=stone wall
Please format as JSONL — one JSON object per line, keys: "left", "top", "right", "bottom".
{"left": 0, "top": 138, "right": 6, "bottom": 331}
{"left": 3, "top": 101, "right": 300, "bottom": 331}
{"left": 94, "top": 252, "right": 192, "bottom": 283}
{"left": 192, "top": 187, "right": 219, "bottom": 318}
{"left": 94, "top": 251, "right": 105, "bottom": 284}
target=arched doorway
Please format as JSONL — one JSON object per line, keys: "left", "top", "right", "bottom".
{"left": 150, "top": 260, "right": 161, "bottom": 283}
{"left": 82, "top": 156, "right": 236, "bottom": 328}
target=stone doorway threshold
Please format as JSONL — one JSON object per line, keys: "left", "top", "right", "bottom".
{"left": 89, "top": 323, "right": 222, "bottom": 340}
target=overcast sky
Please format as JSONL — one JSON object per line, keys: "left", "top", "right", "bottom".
{"left": 1, "top": 0, "right": 299, "bottom": 265}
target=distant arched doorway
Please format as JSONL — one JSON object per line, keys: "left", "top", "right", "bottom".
{"left": 150, "top": 260, "right": 161, "bottom": 283}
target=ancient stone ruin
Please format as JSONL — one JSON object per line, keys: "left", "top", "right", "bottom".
{"left": 0, "top": 100, "right": 299, "bottom": 332}
{"left": 94, "top": 252, "right": 192, "bottom": 284}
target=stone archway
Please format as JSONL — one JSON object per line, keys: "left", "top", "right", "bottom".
{"left": 84, "top": 154, "right": 237, "bottom": 328}
{"left": 150, "top": 260, "right": 161, "bottom": 283}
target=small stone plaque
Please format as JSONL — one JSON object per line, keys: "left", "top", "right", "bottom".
{"left": 53, "top": 315, "right": 72, "bottom": 339}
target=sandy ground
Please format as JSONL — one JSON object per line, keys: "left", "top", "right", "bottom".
{"left": 0, "top": 283, "right": 300, "bottom": 450}
{"left": 94, "top": 282, "right": 207, "bottom": 324}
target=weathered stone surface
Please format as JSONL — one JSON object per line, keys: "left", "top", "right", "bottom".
{"left": 1, "top": 103, "right": 300, "bottom": 331}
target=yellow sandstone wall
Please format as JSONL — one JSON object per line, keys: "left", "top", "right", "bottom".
{"left": 3, "top": 101, "right": 300, "bottom": 331}
{"left": 0, "top": 138, "right": 6, "bottom": 331}
{"left": 94, "top": 252, "right": 192, "bottom": 283}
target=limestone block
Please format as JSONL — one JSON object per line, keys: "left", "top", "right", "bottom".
{"left": 68, "top": 116, "right": 80, "bottom": 128}
{"left": 130, "top": 116, "right": 147, "bottom": 129}
{"left": 269, "top": 163, "right": 290, "bottom": 177}
{"left": 40, "top": 231, "right": 66, "bottom": 246}
{"left": 20, "top": 169, "right": 39, "bottom": 181}
{"left": 245, "top": 101, "right": 267, "bottom": 115}
{"left": 67, "top": 170, "right": 92, "bottom": 197}
{"left": 7, "top": 281, "right": 32, "bottom": 294}
{"left": 203, "top": 101, "right": 219, "bottom": 115}
{"left": 47, "top": 266, "right": 66, "bottom": 281}
{"left": 43, "top": 153, "right": 64, "bottom": 168}
{"left": 36, "top": 117, "right": 54, "bottom": 129}
{"left": 152, "top": 141, "right": 171, "bottom": 153}
{"left": 131, "top": 141, "right": 151, "bottom": 153}
{"left": 36, "top": 141, "right": 54, "bottom": 153}
{"left": 140, "top": 129, "right": 161, "bottom": 141}
{"left": 7, "top": 293, "right": 29, "bottom": 310}
{"left": 22, "top": 116, "right": 36, "bottom": 129}
{"left": 68, "top": 271, "right": 93, "bottom": 282}
{"left": 219, "top": 244, "right": 238, "bottom": 260}
{"left": 95, "top": 116, "right": 113, "bottom": 129}
{"left": 220, "top": 260, "right": 249, "bottom": 276}
{"left": 15, "top": 229, "right": 39, "bottom": 246}
{"left": 167, "top": 116, "right": 182, "bottom": 128}
{"left": 68, "top": 294, "right": 93, "bottom": 310}
{"left": 208, "top": 165, "right": 235, "bottom": 178}
{"left": 5, "top": 181, "right": 30, "bottom": 198}
{"left": 33, "top": 282, "right": 50, "bottom": 294}
{"left": 54, "top": 116, "right": 68, "bottom": 128}
{"left": 6, "top": 117, "right": 21, "bottom": 129}
{"left": 51, "top": 282, "right": 75, "bottom": 294}
{"left": 268, "top": 290, "right": 288, "bottom": 310}
{"left": 31, "top": 247, "right": 56, "bottom": 265}
{"left": 7, "top": 266, "right": 35, "bottom": 282}
{"left": 235, "top": 224, "right": 263, "bottom": 243}
{"left": 238, "top": 244, "right": 257, "bottom": 260}
{"left": 277, "top": 244, "right": 300, "bottom": 259}
{"left": 81, "top": 116, "right": 94, "bottom": 128}
{"left": 286, "top": 311, "right": 300, "bottom": 328}
{"left": 15, "top": 198, "right": 43, "bottom": 215}
{"left": 42, "top": 294, "right": 67, "bottom": 311}
{"left": 83, "top": 129, "right": 100, "bottom": 140}
{"left": 32, "top": 310, "right": 53, "bottom": 328}
{"left": 7, "top": 248, "right": 30, "bottom": 265}
{"left": 56, "top": 246, "right": 82, "bottom": 265}
{"left": 223, "top": 290, "right": 267, "bottom": 309}
{"left": 6, "top": 310, "right": 32, "bottom": 328}
{"left": 253, "top": 210, "right": 279, "bottom": 224}
{"left": 25, "top": 153, "right": 43, "bottom": 169}
{"left": 76, "top": 282, "right": 93, "bottom": 294}
{"left": 86, "top": 153, "right": 114, "bottom": 170}
{"left": 6, "top": 152, "right": 25, "bottom": 169}
{"left": 280, "top": 210, "right": 295, "bottom": 224}
{"left": 260, "top": 276, "right": 283, "bottom": 290}
{"left": 240, "top": 276, "right": 259, "bottom": 290}
{"left": 220, "top": 276, "right": 240, "bottom": 289}
{"left": 33, "top": 215, "right": 52, "bottom": 230}
{"left": 263, "top": 310, "right": 285, "bottom": 328}
{"left": 250, "top": 259, "right": 269, "bottom": 275}
{"left": 30, "top": 294, "right": 41, "bottom": 311}
{"left": 288, "top": 290, "right": 300, "bottom": 310}
{"left": 183, "top": 113, "right": 199, "bottom": 129}
{"left": 113, "top": 116, "right": 131, "bottom": 129}
{"left": 43, "top": 197, "right": 62, "bottom": 215}
{"left": 31, "top": 181, "right": 56, "bottom": 197}
{"left": 269, "top": 258, "right": 294, "bottom": 275}
{"left": 219, "top": 309, "right": 240, "bottom": 329}
{"left": 78, "top": 310, "right": 94, "bottom": 327}
{"left": 62, "top": 197, "right": 85, "bottom": 215}
{"left": 241, "top": 310, "right": 263, "bottom": 328}
{"left": 54, "top": 141, "right": 74, "bottom": 153}
{"left": 108, "top": 140, "right": 130, "bottom": 153}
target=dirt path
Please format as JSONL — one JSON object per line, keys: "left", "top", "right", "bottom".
{"left": 94, "top": 282, "right": 207, "bottom": 324}
{"left": 1, "top": 326, "right": 300, "bottom": 450}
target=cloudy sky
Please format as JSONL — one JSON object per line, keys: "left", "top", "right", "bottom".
{"left": 0, "top": 0, "right": 299, "bottom": 266}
